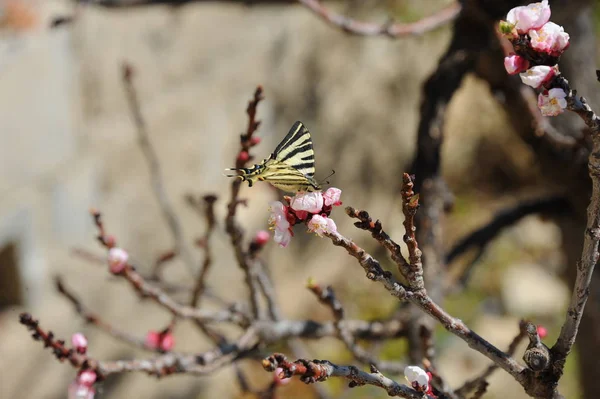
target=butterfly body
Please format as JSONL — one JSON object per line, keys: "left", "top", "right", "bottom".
{"left": 227, "top": 121, "right": 322, "bottom": 193}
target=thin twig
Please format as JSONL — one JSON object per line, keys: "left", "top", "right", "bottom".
{"left": 190, "top": 194, "right": 218, "bottom": 307}
{"left": 225, "top": 86, "right": 265, "bottom": 320}
{"left": 122, "top": 62, "right": 196, "bottom": 276}
{"left": 262, "top": 353, "right": 433, "bottom": 399}
{"left": 55, "top": 276, "right": 154, "bottom": 351}
{"left": 298, "top": 0, "right": 460, "bottom": 38}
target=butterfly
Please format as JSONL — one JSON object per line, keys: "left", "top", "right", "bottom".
{"left": 226, "top": 121, "right": 322, "bottom": 193}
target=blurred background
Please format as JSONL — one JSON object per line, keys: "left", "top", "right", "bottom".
{"left": 0, "top": 0, "right": 597, "bottom": 398}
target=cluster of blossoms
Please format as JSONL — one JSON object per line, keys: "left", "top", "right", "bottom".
{"left": 268, "top": 187, "right": 342, "bottom": 247}
{"left": 501, "top": 0, "right": 570, "bottom": 116}
{"left": 68, "top": 334, "right": 97, "bottom": 399}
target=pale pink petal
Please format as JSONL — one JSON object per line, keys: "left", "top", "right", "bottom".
{"left": 537, "top": 88, "right": 567, "bottom": 116}
{"left": 404, "top": 366, "right": 429, "bottom": 393}
{"left": 307, "top": 214, "right": 337, "bottom": 237}
{"left": 506, "top": 0, "right": 551, "bottom": 33}
{"left": 290, "top": 191, "right": 324, "bottom": 214}
{"left": 273, "top": 228, "right": 292, "bottom": 248}
{"left": 519, "top": 65, "right": 555, "bottom": 88}
{"left": 529, "top": 22, "right": 570, "bottom": 56}
{"left": 77, "top": 370, "right": 97, "bottom": 387}
{"left": 71, "top": 333, "right": 88, "bottom": 354}
{"left": 68, "top": 382, "right": 95, "bottom": 399}
{"left": 504, "top": 55, "right": 529, "bottom": 75}
{"left": 323, "top": 187, "right": 342, "bottom": 206}
{"left": 107, "top": 247, "right": 128, "bottom": 274}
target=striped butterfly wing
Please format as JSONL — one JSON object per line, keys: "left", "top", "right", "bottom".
{"left": 272, "top": 121, "right": 316, "bottom": 179}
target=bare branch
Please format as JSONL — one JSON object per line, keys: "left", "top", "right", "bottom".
{"left": 122, "top": 63, "right": 196, "bottom": 276}
{"left": 262, "top": 353, "right": 432, "bottom": 399}
{"left": 298, "top": 0, "right": 460, "bottom": 38}
{"left": 190, "top": 194, "right": 218, "bottom": 307}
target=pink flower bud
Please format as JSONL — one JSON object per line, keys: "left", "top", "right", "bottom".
{"left": 519, "top": 65, "right": 556, "bottom": 89}
{"left": 145, "top": 331, "right": 161, "bottom": 349}
{"left": 290, "top": 191, "right": 324, "bottom": 214}
{"left": 237, "top": 151, "right": 250, "bottom": 163}
{"left": 107, "top": 247, "right": 128, "bottom": 274}
{"left": 506, "top": 0, "right": 551, "bottom": 34}
{"left": 404, "top": 366, "right": 429, "bottom": 393}
{"left": 104, "top": 235, "right": 116, "bottom": 248}
{"left": 250, "top": 136, "right": 261, "bottom": 146}
{"left": 323, "top": 187, "right": 342, "bottom": 206}
{"left": 504, "top": 55, "right": 529, "bottom": 75}
{"left": 77, "top": 370, "right": 97, "bottom": 387}
{"left": 538, "top": 88, "right": 567, "bottom": 116}
{"left": 529, "top": 22, "right": 570, "bottom": 56}
{"left": 274, "top": 367, "right": 291, "bottom": 385}
{"left": 307, "top": 214, "right": 337, "bottom": 237}
{"left": 253, "top": 230, "right": 270, "bottom": 246}
{"left": 160, "top": 332, "right": 175, "bottom": 351}
{"left": 71, "top": 333, "right": 88, "bottom": 354}
{"left": 537, "top": 325, "right": 548, "bottom": 339}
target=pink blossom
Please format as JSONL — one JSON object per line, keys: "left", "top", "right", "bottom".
{"left": 307, "top": 214, "right": 337, "bottom": 237}
{"left": 323, "top": 187, "right": 342, "bottom": 206}
{"left": 519, "top": 65, "right": 556, "bottom": 88}
{"left": 290, "top": 191, "right": 324, "bottom": 214}
{"left": 274, "top": 367, "right": 291, "bottom": 385}
{"left": 107, "top": 247, "right": 128, "bottom": 274}
{"left": 250, "top": 136, "right": 261, "bottom": 146}
{"left": 537, "top": 325, "right": 548, "bottom": 339}
{"left": 253, "top": 230, "right": 270, "bottom": 246}
{"left": 529, "top": 22, "right": 570, "bottom": 56}
{"left": 504, "top": 55, "right": 529, "bottom": 75}
{"left": 160, "top": 332, "right": 175, "bottom": 351}
{"left": 145, "top": 330, "right": 175, "bottom": 351}
{"left": 404, "top": 366, "right": 429, "bottom": 393}
{"left": 237, "top": 151, "right": 249, "bottom": 163}
{"left": 268, "top": 201, "right": 293, "bottom": 247}
{"left": 68, "top": 382, "right": 95, "bottom": 399}
{"left": 506, "top": 0, "right": 551, "bottom": 34}
{"left": 78, "top": 370, "right": 97, "bottom": 387}
{"left": 71, "top": 333, "right": 88, "bottom": 354}
{"left": 537, "top": 88, "right": 567, "bottom": 116}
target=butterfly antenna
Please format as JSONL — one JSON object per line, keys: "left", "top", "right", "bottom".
{"left": 320, "top": 169, "right": 336, "bottom": 185}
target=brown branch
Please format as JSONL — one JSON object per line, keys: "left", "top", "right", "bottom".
{"left": 225, "top": 86, "right": 265, "bottom": 320}
{"left": 262, "top": 353, "right": 432, "bottom": 399}
{"left": 323, "top": 228, "right": 527, "bottom": 382}
{"left": 19, "top": 312, "right": 259, "bottom": 378}
{"left": 91, "top": 209, "right": 250, "bottom": 326}
{"left": 55, "top": 277, "right": 154, "bottom": 351}
{"left": 455, "top": 320, "right": 528, "bottom": 397}
{"left": 298, "top": 0, "right": 460, "bottom": 38}
{"left": 549, "top": 75, "right": 600, "bottom": 379}
{"left": 446, "top": 195, "right": 570, "bottom": 287}
{"left": 307, "top": 281, "right": 404, "bottom": 373}
{"left": 122, "top": 62, "right": 196, "bottom": 276}
{"left": 190, "top": 194, "right": 218, "bottom": 308}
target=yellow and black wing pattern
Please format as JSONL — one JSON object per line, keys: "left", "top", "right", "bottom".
{"left": 226, "top": 121, "right": 322, "bottom": 193}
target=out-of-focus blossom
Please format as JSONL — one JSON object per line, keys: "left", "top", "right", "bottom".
{"left": 68, "top": 382, "right": 95, "bottom": 399}
{"left": 307, "top": 214, "right": 337, "bottom": 237}
{"left": 250, "top": 136, "right": 261, "bottom": 146}
{"left": 107, "top": 247, "right": 129, "bottom": 274}
{"left": 506, "top": 0, "right": 551, "bottom": 34}
{"left": 504, "top": 55, "right": 530, "bottom": 75}
{"left": 404, "top": 366, "right": 429, "bottom": 393}
{"left": 274, "top": 367, "right": 291, "bottom": 385}
{"left": 323, "top": 187, "right": 342, "bottom": 207}
{"left": 519, "top": 65, "right": 556, "bottom": 88}
{"left": 268, "top": 201, "right": 293, "bottom": 247}
{"left": 290, "top": 191, "right": 324, "bottom": 214}
{"left": 253, "top": 230, "right": 270, "bottom": 246}
{"left": 529, "top": 22, "right": 570, "bottom": 56}
{"left": 145, "top": 330, "right": 175, "bottom": 351}
{"left": 68, "top": 370, "right": 97, "bottom": 399}
{"left": 537, "top": 325, "right": 548, "bottom": 339}
{"left": 237, "top": 151, "right": 250, "bottom": 163}
{"left": 538, "top": 88, "right": 567, "bottom": 116}
{"left": 71, "top": 333, "right": 88, "bottom": 355}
